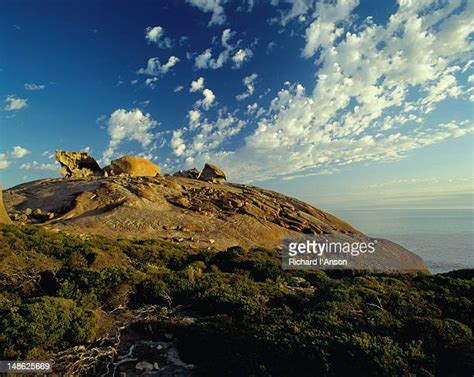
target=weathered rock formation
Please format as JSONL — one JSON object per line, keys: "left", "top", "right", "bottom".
{"left": 105, "top": 156, "right": 160, "bottom": 177}
{"left": 0, "top": 186, "right": 12, "bottom": 224}
{"left": 173, "top": 168, "right": 200, "bottom": 179}
{"left": 4, "top": 175, "right": 427, "bottom": 271}
{"left": 56, "top": 150, "right": 104, "bottom": 178}
{"left": 199, "top": 163, "right": 226, "bottom": 182}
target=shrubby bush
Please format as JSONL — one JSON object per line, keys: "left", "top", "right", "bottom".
{"left": 0, "top": 224, "right": 472, "bottom": 375}
{"left": 0, "top": 297, "right": 95, "bottom": 358}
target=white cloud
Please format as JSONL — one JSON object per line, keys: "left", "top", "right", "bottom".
{"left": 190, "top": 77, "right": 205, "bottom": 92}
{"left": 468, "top": 74, "right": 474, "bottom": 83}
{"left": 194, "top": 29, "right": 253, "bottom": 70}
{"left": 236, "top": 73, "right": 258, "bottom": 101}
{"left": 137, "top": 56, "right": 180, "bottom": 76}
{"left": 145, "top": 77, "right": 159, "bottom": 88}
{"left": 102, "top": 109, "right": 158, "bottom": 164}
{"left": 174, "top": 85, "right": 184, "bottom": 92}
{"left": 173, "top": 112, "right": 246, "bottom": 160}
{"left": 171, "top": 0, "right": 474, "bottom": 182}
{"left": 246, "top": 102, "right": 265, "bottom": 117}
{"left": 221, "top": 28, "right": 234, "bottom": 48}
{"left": 302, "top": 0, "right": 358, "bottom": 58}
{"left": 11, "top": 146, "right": 30, "bottom": 159}
{"left": 171, "top": 129, "right": 186, "bottom": 156}
{"left": 200, "top": 88, "right": 216, "bottom": 110}
{"left": 4, "top": 95, "right": 27, "bottom": 111}
{"left": 232, "top": 48, "right": 253, "bottom": 68}
{"left": 195, "top": 49, "right": 214, "bottom": 69}
{"left": 20, "top": 161, "right": 59, "bottom": 171}
{"left": 188, "top": 109, "right": 201, "bottom": 127}
{"left": 24, "top": 83, "right": 45, "bottom": 91}
{"left": 42, "top": 151, "right": 55, "bottom": 159}
{"left": 246, "top": 102, "right": 258, "bottom": 114}
{"left": 161, "top": 56, "right": 180, "bottom": 73}
{"left": 189, "top": 77, "right": 215, "bottom": 110}
{"left": 146, "top": 26, "right": 163, "bottom": 42}
{"left": 144, "top": 26, "right": 172, "bottom": 48}
{"left": 0, "top": 154, "right": 9, "bottom": 169}
{"left": 271, "top": 0, "right": 314, "bottom": 26}
{"left": 185, "top": 0, "right": 226, "bottom": 26}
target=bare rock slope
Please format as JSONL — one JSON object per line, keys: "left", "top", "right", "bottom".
{"left": 3, "top": 175, "right": 427, "bottom": 271}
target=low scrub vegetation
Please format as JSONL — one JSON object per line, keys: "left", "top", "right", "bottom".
{"left": 0, "top": 225, "right": 472, "bottom": 375}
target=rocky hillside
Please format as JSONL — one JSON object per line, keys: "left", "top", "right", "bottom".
{"left": 3, "top": 174, "right": 426, "bottom": 271}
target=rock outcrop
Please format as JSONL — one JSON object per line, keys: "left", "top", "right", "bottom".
{"left": 3, "top": 175, "right": 427, "bottom": 271}
{"left": 173, "top": 168, "right": 200, "bottom": 179}
{"left": 0, "top": 186, "right": 12, "bottom": 224}
{"left": 56, "top": 150, "right": 104, "bottom": 178}
{"left": 105, "top": 156, "right": 160, "bottom": 177}
{"left": 199, "top": 163, "right": 226, "bottom": 182}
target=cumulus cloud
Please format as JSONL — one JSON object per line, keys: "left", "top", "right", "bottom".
{"left": 161, "top": 56, "right": 180, "bottom": 73}
{"left": 194, "top": 29, "right": 253, "bottom": 70}
{"left": 172, "top": 112, "right": 246, "bottom": 159}
{"left": 144, "top": 26, "right": 173, "bottom": 48}
{"left": 145, "top": 26, "right": 163, "bottom": 43}
{"left": 4, "top": 95, "right": 27, "bottom": 111}
{"left": 137, "top": 56, "right": 180, "bottom": 76}
{"left": 302, "top": 0, "right": 358, "bottom": 58}
{"left": 188, "top": 77, "right": 216, "bottom": 110}
{"left": 11, "top": 146, "right": 30, "bottom": 159}
{"left": 246, "top": 102, "right": 265, "bottom": 117}
{"left": 24, "top": 83, "right": 45, "bottom": 91}
{"left": 185, "top": 0, "right": 226, "bottom": 26}
{"left": 0, "top": 154, "right": 9, "bottom": 169}
{"left": 174, "top": 85, "right": 184, "bottom": 92}
{"left": 145, "top": 77, "right": 159, "bottom": 88}
{"left": 190, "top": 77, "right": 205, "bottom": 92}
{"left": 236, "top": 73, "right": 258, "bottom": 101}
{"left": 171, "top": 130, "right": 186, "bottom": 156}
{"left": 20, "top": 161, "right": 59, "bottom": 171}
{"left": 200, "top": 88, "right": 216, "bottom": 109}
{"left": 232, "top": 48, "right": 253, "bottom": 68}
{"left": 171, "top": 0, "right": 474, "bottom": 182}
{"left": 188, "top": 109, "right": 201, "bottom": 127}
{"left": 102, "top": 108, "right": 158, "bottom": 164}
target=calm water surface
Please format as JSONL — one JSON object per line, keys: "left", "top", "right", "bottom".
{"left": 332, "top": 209, "right": 474, "bottom": 274}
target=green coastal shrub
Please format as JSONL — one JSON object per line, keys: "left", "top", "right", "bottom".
{"left": 0, "top": 296, "right": 95, "bottom": 358}
{"left": 0, "top": 224, "right": 472, "bottom": 375}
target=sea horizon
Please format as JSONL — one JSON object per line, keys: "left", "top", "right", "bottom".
{"left": 333, "top": 208, "right": 474, "bottom": 274}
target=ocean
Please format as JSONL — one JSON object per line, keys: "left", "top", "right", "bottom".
{"left": 332, "top": 209, "right": 474, "bottom": 274}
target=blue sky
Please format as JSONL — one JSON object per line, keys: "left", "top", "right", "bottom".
{"left": 0, "top": 0, "right": 473, "bottom": 210}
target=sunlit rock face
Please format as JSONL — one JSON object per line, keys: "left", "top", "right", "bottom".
{"left": 105, "top": 156, "right": 161, "bottom": 177}
{"left": 3, "top": 175, "right": 427, "bottom": 272}
{"left": 55, "top": 150, "right": 104, "bottom": 178}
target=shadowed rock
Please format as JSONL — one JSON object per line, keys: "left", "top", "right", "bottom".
{"left": 173, "top": 168, "right": 200, "bottom": 179}
{"left": 56, "top": 150, "right": 104, "bottom": 178}
{"left": 199, "top": 163, "right": 226, "bottom": 182}
{"left": 0, "top": 185, "right": 12, "bottom": 224}
{"left": 105, "top": 156, "right": 160, "bottom": 177}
